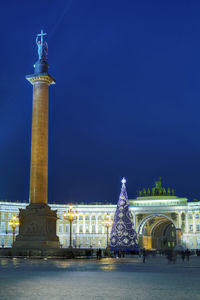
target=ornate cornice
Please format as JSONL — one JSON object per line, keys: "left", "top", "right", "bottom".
{"left": 26, "top": 73, "right": 56, "bottom": 85}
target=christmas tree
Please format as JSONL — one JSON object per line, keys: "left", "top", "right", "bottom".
{"left": 109, "top": 178, "right": 139, "bottom": 252}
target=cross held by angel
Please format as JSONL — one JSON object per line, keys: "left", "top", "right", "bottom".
{"left": 36, "top": 29, "right": 48, "bottom": 61}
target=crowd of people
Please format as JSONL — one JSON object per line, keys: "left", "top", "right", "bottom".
{"left": 95, "top": 247, "right": 195, "bottom": 263}
{"left": 141, "top": 247, "right": 192, "bottom": 264}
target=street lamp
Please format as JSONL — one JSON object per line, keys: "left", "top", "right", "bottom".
{"left": 63, "top": 204, "right": 78, "bottom": 248}
{"left": 102, "top": 213, "right": 113, "bottom": 249}
{"left": 9, "top": 215, "right": 19, "bottom": 246}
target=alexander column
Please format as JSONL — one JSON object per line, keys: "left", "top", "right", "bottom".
{"left": 14, "top": 30, "right": 60, "bottom": 249}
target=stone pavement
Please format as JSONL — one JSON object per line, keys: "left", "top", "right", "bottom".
{"left": 0, "top": 256, "right": 199, "bottom": 300}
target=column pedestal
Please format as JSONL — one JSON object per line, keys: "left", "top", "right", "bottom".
{"left": 14, "top": 203, "right": 60, "bottom": 249}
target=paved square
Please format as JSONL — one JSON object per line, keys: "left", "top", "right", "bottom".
{"left": 0, "top": 256, "right": 199, "bottom": 300}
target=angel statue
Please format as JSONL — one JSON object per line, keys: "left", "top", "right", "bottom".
{"left": 36, "top": 30, "right": 48, "bottom": 61}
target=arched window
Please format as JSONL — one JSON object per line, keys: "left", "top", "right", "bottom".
{"left": 85, "top": 216, "right": 90, "bottom": 221}
{"left": 92, "top": 225, "right": 96, "bottom": 233}
{"left": 98, "top": 225, "right": 102, "bottom": 233}
{"left": 91, "top": 215, "right": 96, "bottom": 221}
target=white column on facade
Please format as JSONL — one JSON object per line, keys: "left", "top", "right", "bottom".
{"left": 83, "top": 215, "right": 85, "bottom": 233}
{"left": 178, "top": 212, "right": 181, "bottom": 228}
{"left": 96, "top": 214, "right": 98, "bottom": 234}
{"left": 77, "top": 216, "right": 79, "bottom": 234}
{"left": 193, "top": 213, "right": 196, "bottom": 233}
{"left": 89, "top": 215, "right": 92, "bottom": 233}
{"left": 186, "top": 213, "right": 189, "bottom": 233}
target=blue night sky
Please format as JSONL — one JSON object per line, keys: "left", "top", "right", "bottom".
{"left": 0, "top": 0, "right": 200, "bottom": 204}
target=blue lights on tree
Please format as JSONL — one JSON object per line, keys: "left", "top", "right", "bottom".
{"left": 109, "top": 178, "right": 139, "bottom": 252}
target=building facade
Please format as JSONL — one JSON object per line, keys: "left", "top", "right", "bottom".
{"left": 1, "top": 179, "right": 200, "bottom": 250}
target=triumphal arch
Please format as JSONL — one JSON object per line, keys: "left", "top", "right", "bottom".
{"left": 130, "top": 178, "right": 197, "bottom": 250}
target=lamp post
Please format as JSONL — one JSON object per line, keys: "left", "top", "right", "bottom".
{"left": 102, "top": 213, "right": 113, "bottom": 249}
{"left": 63, "top": 204, "right": 78, "bottom": 248}
{"left": 9, "top": 215, "right": 19, "bottom": 246}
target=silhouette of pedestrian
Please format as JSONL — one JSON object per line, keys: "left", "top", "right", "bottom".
{"left": 186, "top": 249, "right": 190, "bottom": 262}
{"left": 118, "top": 249, "right": 121, "bottom": 258}
{"left": 96, "top": 249, "right": 99, "bottom": 260}
{"left": 142, "top": 248, "right": 146, "bottom": 263}
{"left": 99, "top": 248, "right": 102, "bottom": 259}
{"left": 181, "top": 251, "right": 185, "bottom": 262}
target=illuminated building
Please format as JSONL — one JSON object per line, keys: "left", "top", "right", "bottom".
{"left": 0, "top": 178, "right": 200, "bottom": 250}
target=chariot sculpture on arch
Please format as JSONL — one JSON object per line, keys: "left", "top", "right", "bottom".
{"left": 36, "top": 29, "right": 48, "bottom": 61}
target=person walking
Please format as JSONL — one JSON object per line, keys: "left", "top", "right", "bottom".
{"left": 142, "top": 248, "right": 146, "bottom": 263}
{"left": 96, "top": 249, "right": 99, "bottom": 260}
{"left": 186, "top": 248, "right": 190, "bottom": 262}
{"left": 181, "top": 251, "right": 185, "bottom": 262}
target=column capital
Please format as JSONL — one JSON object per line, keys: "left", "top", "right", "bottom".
{"left": 26, "top": 73, "right": 56, "bottom": 85}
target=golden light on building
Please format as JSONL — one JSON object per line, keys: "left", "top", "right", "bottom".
{"left": 63, "top": 203, "right": 78, "bottom": 248}
{"left": 102, "top": 213, "right": 113, "bottom": 249}
{"left": 8, "top": 215, "right": 19, "bottom": 245}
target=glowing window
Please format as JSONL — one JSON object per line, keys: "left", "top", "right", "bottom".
{"left": 92, "top": 225, "right": 96, "bottom": 233}
{"left": 86, "top": 225, "right": 89, "bottom": 233}
{"left": 98, "top": 225, "right": 102, "bottom": 233}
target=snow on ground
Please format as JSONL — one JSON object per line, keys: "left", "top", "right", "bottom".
{"left": 0, "top": 256, "right": 199, "bottom": 300}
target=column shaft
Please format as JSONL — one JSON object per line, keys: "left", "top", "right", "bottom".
{"left": 29, "top": 81, "right": 49, "bottom": 204}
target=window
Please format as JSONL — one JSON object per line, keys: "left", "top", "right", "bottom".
{"left": 189, "top": 225, "right": 193, "bottom": 232}
{"left": 72, "top": 225, "right": 76, "bottom": 233}
{"left": 189, "top": 214, "right": 193, "bottom": 219}
{"left": 79, "top": 225, "right": 83, "bottom": 233}
{"left": 98, "top": 216, "right": 102, "bottom": 221}
{"left": 79, "top": 216, "right": 83, "bottom": 221}
{"left": 66, "top": 225, "right": 69, "bottom": 233}
{"left": 91, "top": 216, "right": 96, "bottom": 221}
{"left": 85, "top": 216, "right": 90, "bottom": 221}
{"left": 196, "top": 225, "right": 200, "bottom": 232}
{"left": 196, "top": 214, "right": 199, "bottom": 219}
{"left": 98, "top": 225, "right": 102, "bottom": 233}
{"left": 85, "top": 225, "right": 89, "bottom": 233}
{"left": 92, "top": 225, "right": 96, "bottom": 233}
{"left": 59, "top": 225, "right": 63, "bottom": 233}
{"left": 1, "top": 223, "right": 5, "bottom": 233}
